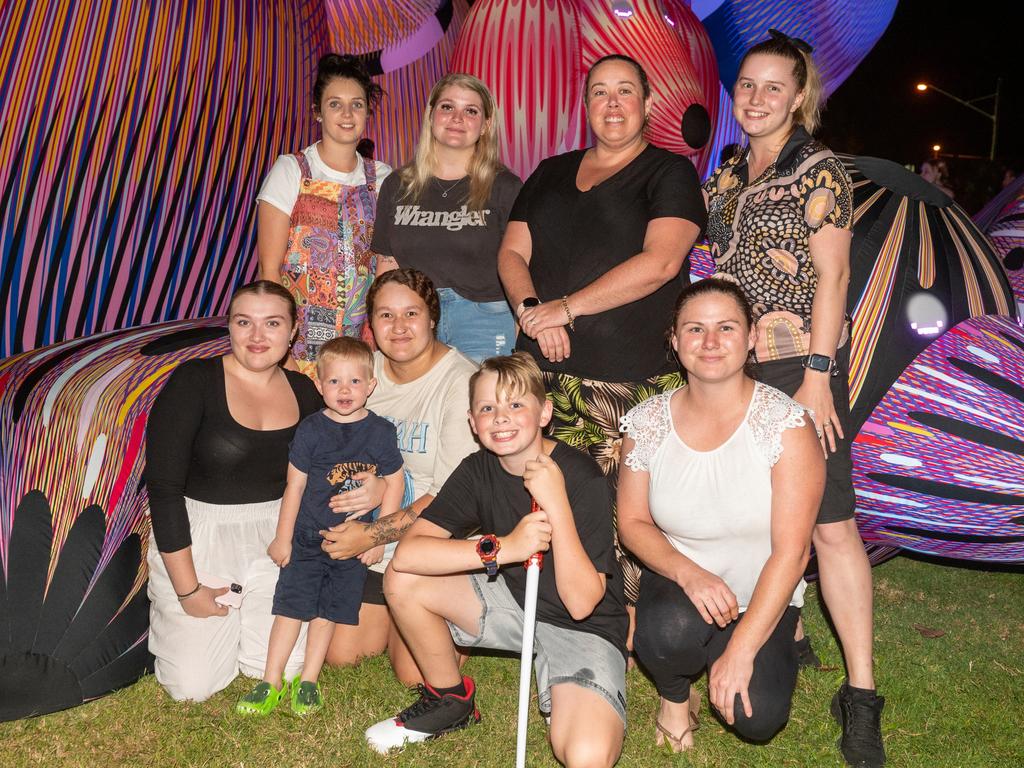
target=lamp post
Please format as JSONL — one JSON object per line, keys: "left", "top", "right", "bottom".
{"left": 915, "top": 80, "right": 1002, "bottom": 161}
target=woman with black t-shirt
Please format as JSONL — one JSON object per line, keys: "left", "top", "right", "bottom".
{"left": 144, "top": 281, "right": 322, "bottom": 701}
{"left": 373, "top": 74, "right": 521, "bottom": 363}
{"left": 498, "top": 54, "right": 706, "bottom": 603}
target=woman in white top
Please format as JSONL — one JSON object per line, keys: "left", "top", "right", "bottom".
{"left": 618, "top": 278, "right": 823, "bottom": 752}
{"left": 256, "top": 54, "right": 393, "bottom": 377}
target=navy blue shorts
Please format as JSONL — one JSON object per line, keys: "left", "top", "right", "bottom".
{"left": 272, "top": 529, "right": 367, "bottom": 625}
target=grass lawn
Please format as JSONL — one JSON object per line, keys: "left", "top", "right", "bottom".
{"left": 3, "top": 554, "right": 1022, "bottom": 767}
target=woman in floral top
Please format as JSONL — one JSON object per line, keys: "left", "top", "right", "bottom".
{"left": 702, "top": 30, "right": 884, "bottom": 768}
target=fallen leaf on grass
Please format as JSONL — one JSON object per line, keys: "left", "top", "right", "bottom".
{"left": 912, "top": 623, "right": 946, "bottom": 638}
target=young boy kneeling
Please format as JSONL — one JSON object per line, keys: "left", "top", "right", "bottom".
{"left": 365, "top": 352, "right": 627, "bottom": 767}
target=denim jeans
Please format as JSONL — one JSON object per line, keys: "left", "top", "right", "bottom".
{"left": 436, "top": 287, "right": 515, "bottom": 363}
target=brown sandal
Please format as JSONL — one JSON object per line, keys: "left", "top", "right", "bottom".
{"left": 655, "top": 690, "right": 702, "bottom": 753}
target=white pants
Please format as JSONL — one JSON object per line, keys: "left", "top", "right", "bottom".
{"left": 147, "top": 498, "right": 307, "bottom": 701}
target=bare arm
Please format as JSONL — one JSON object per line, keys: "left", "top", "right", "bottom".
{"left": 375, "top": 252, "right": 400, "bottom": 277}
{"left": 796, "top": 223, "right": 853, "bottom": 451}
{"left": 268, "top": 465, "right": 306, "bottom": 567}
{"left": 320, "top": 492, "right": 434, "bottom": 560}
{"left": 391, "top": 504, "right": 554, "bottom": 577}
{"left": 519, "top": 217, "right": 700, "bottom": 335}
{"left": 159, "top": 548, "right": 229, "bottom": 619}
{"left": 378, "top": 468, "right": 406, "bottom": 518}
{"left": 523, "top": 453, "right": 605, "bottom": 620}
{"left": 497, "top": 220, "right": 572, "bottom": 361}
{"left": 708, "top": 419, "right": 823, "bottom": 722}
{"left": 497, "top": 220, "right": 536, "bottom": 310}
{"left": 257, "top": 202, "right": 291, "bottom": 282}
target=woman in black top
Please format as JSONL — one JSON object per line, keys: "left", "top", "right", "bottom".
{"left": 144, "top": 281, "right": 322, "bottom": 701}
{"left": 498, "top": 54, "right": 706, "bottom": 603}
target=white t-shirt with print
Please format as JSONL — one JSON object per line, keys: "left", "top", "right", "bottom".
{"left": 366, "top": 346, "right": 479, "bottom": 572}
{"left": 256, "top": 142, "right": 392, "bottom": 216}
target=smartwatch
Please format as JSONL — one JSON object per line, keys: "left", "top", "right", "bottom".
{"left": 801, "top": 353, "right": 838, "bottom": 376}
{"left": 517, "top": 296, "right": 540, "bottom": 318}
{"left": 475, "top": 534, "right": 501, "bottom": 577}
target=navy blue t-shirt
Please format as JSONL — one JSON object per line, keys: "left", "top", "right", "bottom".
{"left": 289, "top": 410, "right": 403, "bottom": 533}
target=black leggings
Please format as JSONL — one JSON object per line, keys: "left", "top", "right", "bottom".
{"left": 633, "top": 569, "right": 800, "bottom": 742}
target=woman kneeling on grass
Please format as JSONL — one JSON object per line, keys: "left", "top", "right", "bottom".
{"left": 617, "top": 279, "right": 823, "bottom": 752}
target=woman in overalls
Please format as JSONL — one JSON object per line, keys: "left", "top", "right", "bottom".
{"left": 257, "top": 54, "right": 391, "bottom": 378}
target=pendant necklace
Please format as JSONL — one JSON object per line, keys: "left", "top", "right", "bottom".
{"left": 435, "top": 176, "right": 464, "bottom": 198}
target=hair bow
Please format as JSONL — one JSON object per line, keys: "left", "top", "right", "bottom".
{"left": 767, "top": 28, "right": 813, "bottom": 54}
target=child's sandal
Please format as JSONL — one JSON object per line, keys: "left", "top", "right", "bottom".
{"left": 236, "top": 679, "right": 288, "bottom": 716}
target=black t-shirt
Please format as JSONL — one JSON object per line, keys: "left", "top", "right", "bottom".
{"left": 510, "top": 144, "right": 706, "bottom": 381}
{"left": 420, "top": 441, "right": 628, "bottom": 657}
{"left": 144, "top": 357, "right": 323, "bottom": 553}
{"left": 371, "top": 168, "right": 523, "bottom": 302}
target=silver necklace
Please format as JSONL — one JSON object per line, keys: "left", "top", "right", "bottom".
{"left": 434, "top": 176, "right": 464, "bottom": 198}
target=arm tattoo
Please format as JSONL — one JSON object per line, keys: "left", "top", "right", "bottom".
{"left": 368, "top": 505, "right": 418, "bottom": 546}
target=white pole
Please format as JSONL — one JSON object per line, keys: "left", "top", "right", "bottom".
{"left": 516, "top": 551, "right": 543, "bottom": 768}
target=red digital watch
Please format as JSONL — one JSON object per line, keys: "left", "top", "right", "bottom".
{"left": 475, "top": 534, "right": 501, "bottom": 577}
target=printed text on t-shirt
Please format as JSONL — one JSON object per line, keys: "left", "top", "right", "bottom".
{"left": 385, "top": 417, "right": 431, "bottom": 454}
{"left": 393, "top": 205, "right": 491, "bottom": 232}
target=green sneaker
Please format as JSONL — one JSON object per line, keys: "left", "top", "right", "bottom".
{"left": 236, "top": 680, "right": 287, "bottom": 716}
{"left": 290, "top": 676, "right": 323, "bottom": 716}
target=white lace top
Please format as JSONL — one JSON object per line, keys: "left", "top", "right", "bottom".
{"left": 620, "top": 381, "right": 809, "bottom": 611}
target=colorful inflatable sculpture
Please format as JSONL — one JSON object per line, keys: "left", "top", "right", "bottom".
{"left": 2, "top": 0, "right": 1020, "bottom": 723}
{"left": 0, "top": 321, "right": 230, "bottom": 720}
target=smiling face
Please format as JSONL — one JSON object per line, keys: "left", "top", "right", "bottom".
{"left": 316, "top": 76, "right": 369, "bottom": 148}
{"left": 469, "top": 370, "right": 552, "bottom": 461}
{"left": 732, "top": 53, "right": 804, "bottom": 145}
{"left": 369, "top": 281, "right": 436, "bottom": 365}
{"left": 585, "top": 58, "right": 651, "bottom": 150}
{"left": 585, "top": 57, "right": 647, "bottom": 151}
{"left": 227, "top": 293, "right": 294, "bottom": 372}
{"left": 671, "top": 290, "right": 756, "bottom": 384}
{"left": 430, "top": 84, "right": 489, "bottom": 152}
{"left": 316, "top": 356, "right": 375, "bottom": 422}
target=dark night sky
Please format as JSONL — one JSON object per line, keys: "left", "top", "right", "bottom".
{"left": 818, "top": 0, "right": 1021, "bottom": 168}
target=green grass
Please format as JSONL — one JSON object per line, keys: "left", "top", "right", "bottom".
{"left": 3, "top": 555, "right": 1022, "bottom": 767}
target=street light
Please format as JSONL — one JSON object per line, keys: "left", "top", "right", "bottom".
{"left": 914, "top": 80, "right": 1002, "bottom": 160}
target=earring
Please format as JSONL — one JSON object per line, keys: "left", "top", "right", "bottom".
{"left": 316, "top": 116, "right": 322, "bottom": 123}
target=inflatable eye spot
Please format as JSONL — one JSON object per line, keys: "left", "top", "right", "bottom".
{"left": 681, "top": 103, "right": 711, "bottom": 149}
{"left": 1004, "top": 247, "right": 1024, "bottom": 272}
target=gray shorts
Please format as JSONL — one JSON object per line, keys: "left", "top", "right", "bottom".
{"left": 449, "top": 572, "right": 627, "bottom": 725}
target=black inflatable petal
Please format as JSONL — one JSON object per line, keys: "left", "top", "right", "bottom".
{"left": 0, "top": 491, "right": 152, "bottom": 721}
{"left": 32, "top": 506, "right": 105, "bottom": 656}
{"left": 80, "top": 640, "right": 153, "bottom": 701}
{"left": 69, "top": 582, "right": 149, "bottom": 681}
{"left": 4, "top": 491, "right": 53, "bottom": 653}
{"left": 51, "top": 533, "right": 140, "bottom": 665}
{"left": 0, "top": 653, "right": 82, "bottom": 720}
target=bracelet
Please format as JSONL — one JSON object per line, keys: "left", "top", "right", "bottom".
{"left": 176, "top": 583, "right": 202, "bottom": 601}
{"left": 560, "top": 296, "right": 575, "bottom": 332}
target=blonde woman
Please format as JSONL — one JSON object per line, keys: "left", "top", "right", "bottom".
{"left": 373, "top": 74, "right": 521, "bottom": 363}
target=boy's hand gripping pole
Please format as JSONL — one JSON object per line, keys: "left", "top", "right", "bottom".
{"left": 516, "top": 500, "right": 545, "bottom": 768}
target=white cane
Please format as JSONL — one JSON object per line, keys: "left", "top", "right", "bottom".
{"left": 516, "top": 500, "right": 544, "bottom": 768}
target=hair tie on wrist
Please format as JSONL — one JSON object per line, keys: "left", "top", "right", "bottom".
{"left": 767, "top": 28, "right": 813, "bottom": 54}
{"left": 176, "top": 583, "right": 202, "bottom": 601}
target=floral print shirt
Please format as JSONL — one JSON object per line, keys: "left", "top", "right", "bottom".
{"left": 703, "top": 127, "right": 853, "bottom": 362}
